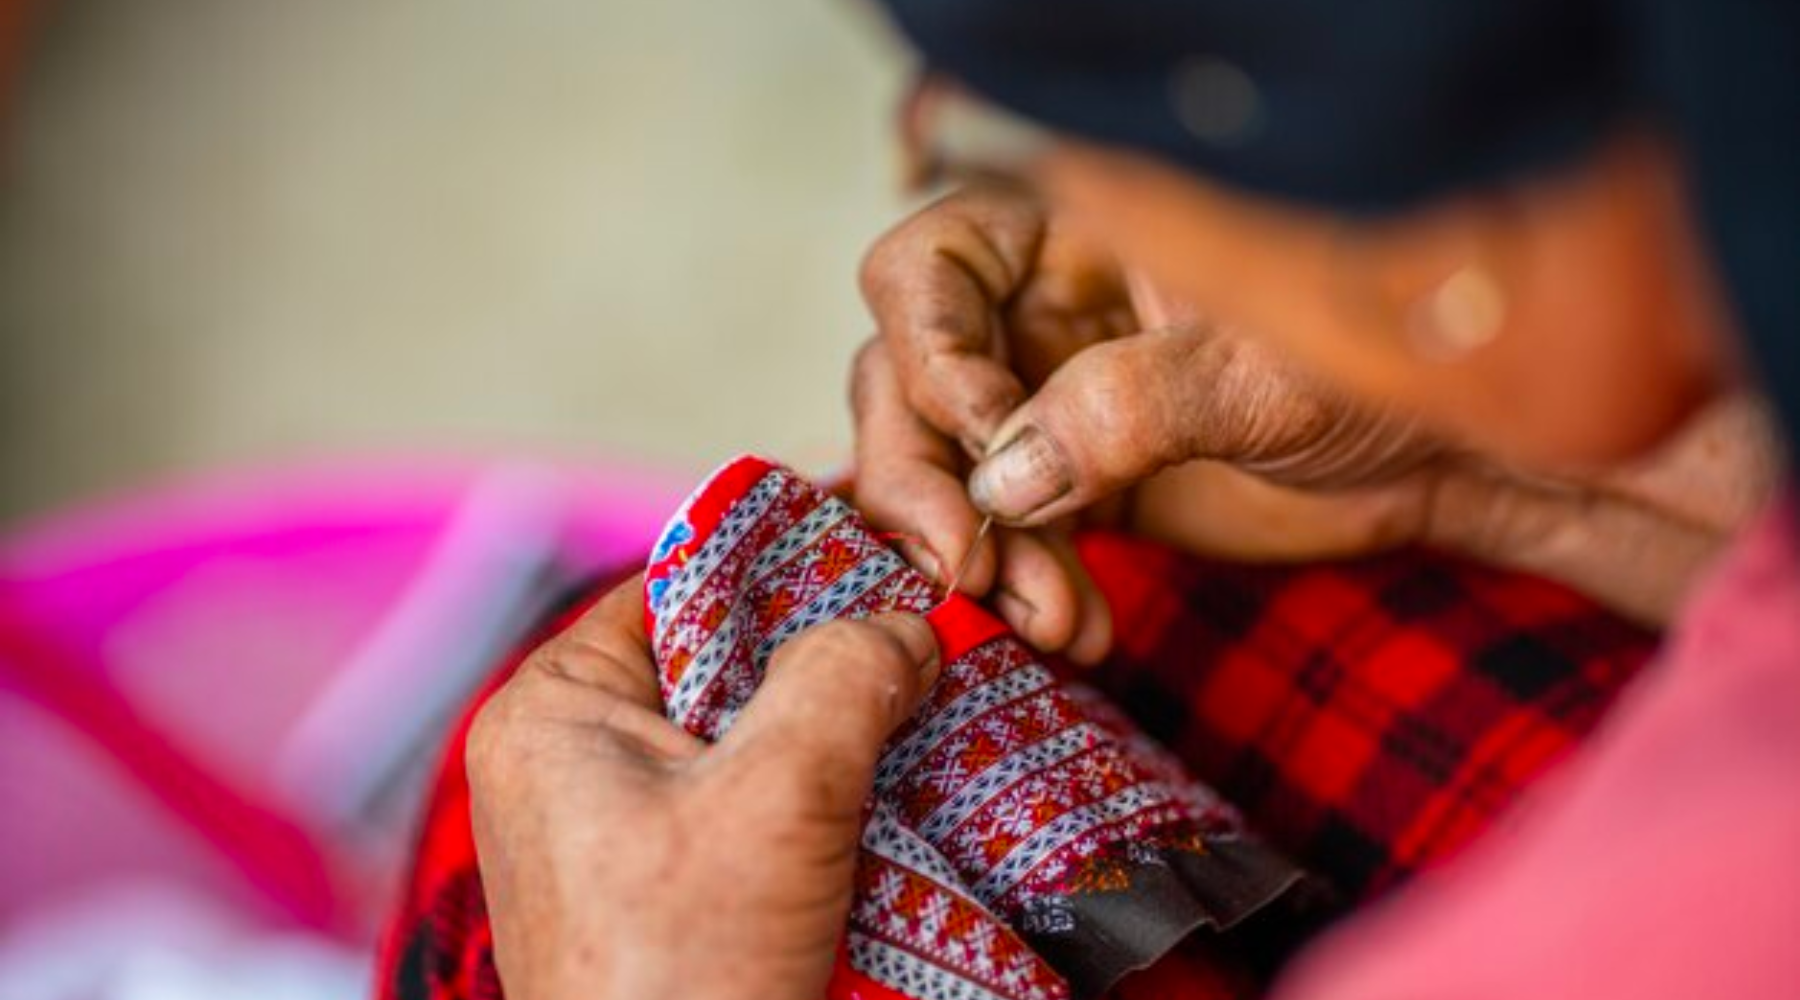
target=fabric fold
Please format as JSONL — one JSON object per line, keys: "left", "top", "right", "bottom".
{"left": 643, "top": 455, "right": 1302, "bottom": 1000}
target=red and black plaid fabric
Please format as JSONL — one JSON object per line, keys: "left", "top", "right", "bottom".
{"left": 1075, "top": 532, "right": 1653, "bottom": 903}
{"left": 377, "top": 576, "right": 629, "bottom": 1000}
{"left": 378, "top": 532, "right": 1655, "bottom": 1000}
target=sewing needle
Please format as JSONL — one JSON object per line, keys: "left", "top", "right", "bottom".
{"left": 945, "top": 514, "right": 993, "bottom": 596}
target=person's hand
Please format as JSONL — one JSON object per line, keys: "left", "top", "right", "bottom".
{"left": 855, "top": 184, "right": 1764, "bottom": 630}
{"left": 466, "top": 576, "right": 940, "bottom": 1000}
{"left": 853, "top": 185, "right": 1444, "bottom": 660}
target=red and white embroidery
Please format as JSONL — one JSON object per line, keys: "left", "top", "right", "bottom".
{"left": 646, "top": 456, "right": 1299, "bottom": 1000}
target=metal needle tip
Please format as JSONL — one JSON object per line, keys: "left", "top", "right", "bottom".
{"left": 945, "top": 515, "right": 993, "bottom": 596}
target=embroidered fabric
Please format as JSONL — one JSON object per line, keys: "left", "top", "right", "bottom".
{"left": 375, "top": 466, "right": 1656, "bottom": 1000}
{"left": 643, "top": 455, "right": 1303, "bottom": 1000}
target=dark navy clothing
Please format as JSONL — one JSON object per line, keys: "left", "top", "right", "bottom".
{"left": 875, "top": 0, "right": 1800, "bottom": 461}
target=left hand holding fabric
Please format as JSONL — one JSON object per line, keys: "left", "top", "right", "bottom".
{"left": 465, "top": 575, "right": 940, "bottom": 1000}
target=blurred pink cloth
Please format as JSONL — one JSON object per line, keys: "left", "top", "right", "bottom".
{"left": 1276, "top": 497, "right": 1800, "bottom": 1000}
{"left": 0, "top": 457, "right": 685, "bottom": 935}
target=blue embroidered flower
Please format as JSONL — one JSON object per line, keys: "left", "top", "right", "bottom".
{"left": 647, "top": 575, "right": 672, "bottom": 615}
{"left": 650, "top": 518, "right": 695, "bottom": 564}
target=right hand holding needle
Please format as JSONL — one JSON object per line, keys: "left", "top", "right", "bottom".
{"left": 851, "top": 184, "right": 1450, "bottom": 663}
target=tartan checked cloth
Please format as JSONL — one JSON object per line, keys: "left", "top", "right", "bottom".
{"left": 379, "top": 461, "right": 1655, "bottom": 1000}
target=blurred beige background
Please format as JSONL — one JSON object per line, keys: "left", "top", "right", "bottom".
{"left": 0, "top": 0, "right": 911, "bottom": 525}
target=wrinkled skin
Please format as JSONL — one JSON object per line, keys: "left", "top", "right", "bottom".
{"left": 468, "top": 577, "right": 939, "bottom": 1000}
{"left": 853, "top": 160, "right": 1771, "bottom": 642}
{"left": 473, "top": 90, "right": 1779, "bottom": 1000}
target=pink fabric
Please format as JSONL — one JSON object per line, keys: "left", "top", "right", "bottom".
{"left": 1275, "top": 498, "right": 1800, "bottom": 1000}
{"left": 0, "top": 457, "right": 684, "bottom": 933}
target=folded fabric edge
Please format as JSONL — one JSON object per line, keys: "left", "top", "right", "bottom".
{"left": 924, "top": 590, "right": 1009, "bottom": 662}
{"left": 638, "top": 454, "right": 1311, "bottom": 999}
{"left": 641, "top": 453, "right": 780, "bottom": 635}
{"left": 1030, "top": 836, "right": 1307, "bottom": 999}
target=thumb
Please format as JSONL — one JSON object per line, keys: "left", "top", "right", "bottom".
{"left": 968, "top": 326, "right": 1225, "bottom": 525}
{"left": 714, "top": 613, "right": 939, "bottom": 811}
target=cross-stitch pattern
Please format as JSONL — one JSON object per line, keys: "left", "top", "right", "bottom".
{"left": 378, "top": 469, "right": 1655, "bottom": 1000}
{"left": 644, "top": 456, "right": 1303, "bottom": 1000}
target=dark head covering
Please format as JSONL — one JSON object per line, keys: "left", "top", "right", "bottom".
{"left": 875, "top": 0, "right": 1800, "bottom": 463}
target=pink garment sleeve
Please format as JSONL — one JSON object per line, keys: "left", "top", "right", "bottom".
{"left": 1273, "top": 499, "right": 1800, "bottom": 1000}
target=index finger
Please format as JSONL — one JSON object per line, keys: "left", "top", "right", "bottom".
{"left": 859, "top": 185, "right": 1043, "bottom": 454}
{"left": 851, "top": 338, "right": 999, "bottom": 597}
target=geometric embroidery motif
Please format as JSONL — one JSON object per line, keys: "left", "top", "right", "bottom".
{"left": 644, "top": 456, "right": 1301, "bottom": 1000}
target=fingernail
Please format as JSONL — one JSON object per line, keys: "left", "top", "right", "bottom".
{"left": 969, "top": 426, "right": 1071, "bottom": 522}
{"left": 895, "top": 540, "right": 942, "bottom": 584}
{"left": 870, "top": 613, "right": 941, "bottom": 685}
{"left": 993, "top": 587, "right": 1037, "bottom": 635}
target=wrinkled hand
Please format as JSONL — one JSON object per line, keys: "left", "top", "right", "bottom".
{"left": 854, "top": 185, "right": 1444, "bottom": 661}
{"left": 467, "top": 577, "right": 940, "bottom": 1000}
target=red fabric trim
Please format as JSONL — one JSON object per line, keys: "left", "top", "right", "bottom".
{"left": 641, "top": 454, "right": 777, "bottom": 636}
{"left": 378, "top": 524, "right": 1655, "bottom": 1000}
{"left": 924, "top": 592, "right": 1011, "bottom": 664}
{"left": 828, "top": 954, "right": 919, "bottom": 1000}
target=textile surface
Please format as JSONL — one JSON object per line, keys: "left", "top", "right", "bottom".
{"left": 642, "top": 457, "right": 1300, "bottom": 1000}
{"left": 1274, "top": 498, "right": 1800, "bottom": 1000}
{"left": 1077, "top": 530, "right": 1652, "bottom": 902}
{"left": 379, "top": 464, "right": 1654, "bottom": 1000}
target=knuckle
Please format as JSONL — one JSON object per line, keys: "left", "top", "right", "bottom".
{"left": 1173, "top": 334, "right": 1252, "bottom": 452}
{"left": 1037, "top": 590, "right": 1082, "bottom": 652}
{"left": 1085, "top": 340, "right": 1145, "bottom": 401}
{"left": 842, "top": 618, "right": 917, "bottom": 669}
{"left": 772, "top": 620, "right": 913, "bottom": 712}
{"left": 858, "top": 234, "right": 897, "bottom": 302}
{"left": 1098, "top": 331, "right": 1220, "bottom": 467}
{"left": 862, "top": 186, "right": 1043, "bottom": 308}
{"left": 464, "top": 689, "right": 522, "bottom": 785}
{"left": 782, "top": 619, "right": 905, "bottom": 676}
{"left": 860, "top": 203, "right": 949, "bottom": 302}
{"left": 912, "top": 301, "right": 990, "bottom": 353}
{"left": 1069, "top": 342, "right": 1158, "bottom": 454}
{"left": 1191, "top": 335, "right": 1333, "bottom": 462}
{"left": 848, "top": 337, "right": 891, "bottom": 418}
